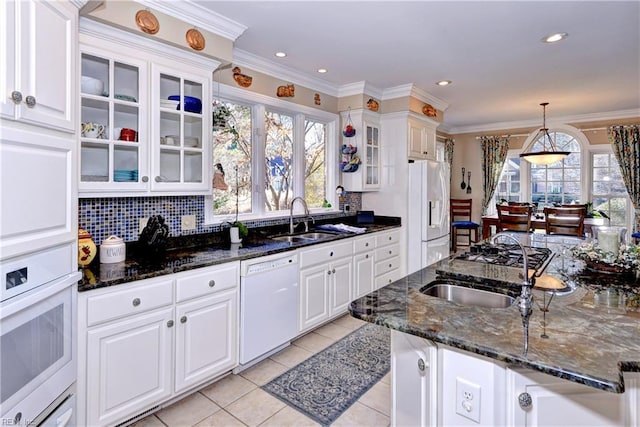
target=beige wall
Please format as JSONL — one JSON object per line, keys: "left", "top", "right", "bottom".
{"left": 449, "top": 117, "right": 640, "bottom": 223}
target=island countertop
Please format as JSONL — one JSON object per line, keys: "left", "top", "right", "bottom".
{"left": 349, "top": 233, "right": 640, "bottom": 393}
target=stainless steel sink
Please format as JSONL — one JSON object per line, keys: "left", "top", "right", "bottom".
{"left": 270, "top": 235, "right": 309, "bottom": 243}
{"left": 296, "top": 232, "right": 337, "bottom": 240}
{"left": 421, "top": 280, "right": 516, "bottom": 309}
{"left": 269, "top": 231, "right": 337, "bottom": 243}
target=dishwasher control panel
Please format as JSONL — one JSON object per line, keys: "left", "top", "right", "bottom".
{"left": 241, "top": 253, "right": 298, "bottom": 276}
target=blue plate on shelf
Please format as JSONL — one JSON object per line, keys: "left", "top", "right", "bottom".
{"left": 167, "top": 95, "right": 202, "bottom": 114}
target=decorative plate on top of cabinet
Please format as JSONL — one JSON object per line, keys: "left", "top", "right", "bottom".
{"left": 135, "top": 10, "right": 159, "bottom": 35}
{"left": 186, "top": 29, "right": 205, "bottom": 51}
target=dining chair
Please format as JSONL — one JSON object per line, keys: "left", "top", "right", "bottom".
{"left": 496, "top": 204, "right": 533, "bottom": 233}
{"left": 450, "top": 199, "right": 479, "bottom": 252}
{"left": 543, "top": 207, "right": 586, "bottom": 236}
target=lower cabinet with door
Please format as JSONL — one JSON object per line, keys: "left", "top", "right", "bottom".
{"left": 77, "top": 262, "right": 239, "bottom": 427}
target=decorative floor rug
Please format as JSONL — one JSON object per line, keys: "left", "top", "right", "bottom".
{"left": 262, "top": 322, "right": 390, "bottom": 426}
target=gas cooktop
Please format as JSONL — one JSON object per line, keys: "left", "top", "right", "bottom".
{"left": 455, "top": 243, "right": 554, "bottom": 272}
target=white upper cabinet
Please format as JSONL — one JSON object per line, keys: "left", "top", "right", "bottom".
{"left": 408, "top": 117, "right": 438, "bottom": 161}
{"left": 1, "top": 0, "right": 76, "bottom": 132}
{"left": 340, "top": 109, "right": 381, "bottom": 192}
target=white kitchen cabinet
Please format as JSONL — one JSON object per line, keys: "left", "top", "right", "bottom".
{"left": 1, "top": 0, "right": 76, "bottom": 132}
{"left": 353, "top": 235, "right": 375, "bottom": 300}
{"left": 506, "top": 368, "right": 639, "bottom": 427}
{"left": 341, "top": 109, "right": 381, "bottom": 192}
{"left": 79, "top": 47, "right": 148, "bottom": 192}
{"left": 299, "top": 240, "right": 353, "bottom": 332}
{"left": 391, "top": 330, "right": 438, "bottom": 427}
{"left": 408, "top": 117, "right": 437, "bottom": 161}
{"left": 374, "top": 230, "right": 402, "bottom": 289}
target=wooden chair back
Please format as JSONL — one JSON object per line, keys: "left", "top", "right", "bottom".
{"left": 543, "top": 207, "right": 586, "bottom": 236}
{"left": 450, "top": 199, "right": 479, "bottom": 251}
{"left": 496, "top": 204, "right": 533, "bottom": 232}
{"left": 451, "top": 198, "right": 473, "bottom": 222}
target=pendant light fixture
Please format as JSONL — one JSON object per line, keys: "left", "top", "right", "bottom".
{"left": 519, "top": 102, "right": 570, "bottom": 165}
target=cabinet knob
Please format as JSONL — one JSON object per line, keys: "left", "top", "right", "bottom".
{"left": 10, "top": 91, "right": 22, "bottom": 104}
{"left": 365, "top": 254, "right": 369, "bottom": 258}
{"left": 389, "top": 263, "right": 392, "bottom": 268}
{"left": 330, "top": 251, "right": 334, "bottom": 256}
{"left": 142, "top": 176, "right": 149, "bottom": 183}
{"left": 25, "top": 95, "right": 36, "bottom": 108}
{"left": 389, "top": 250, "right": 392, "bottom": 254}
{"left": 167, "top": 320, "right": 174, "bottom": 328}
{"left": 423, "top": 151, "right": 428, "bottom": 155}
{"left": 417, "top": 358, "right": 426, "bottom": 372}
{"left": 180, "top": 316, "right": 187, "bottom": 323}
{"left": 518, "top": 392, "right": 532, "bottom": 410}
{"left": 327, "top": 270, "right": 331, "bottom": 275}
{"left": 209, "top": 280, "right": 216, "bottom": 287}
{"left": 332, "top": 268, "right": 336, "bottom": 273}
{"left": 365, "top": 243, "right": 369, "bottom": 247}
{"left": 155, "top": 176, "right": 161, "bottom": 182}
{"left": 388, "top": 236, "right": 392, "bottom": 240}
{"left": 132, "top": 298, "right": 141, "bottom": 307}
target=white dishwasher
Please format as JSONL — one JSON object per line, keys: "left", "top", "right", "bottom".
{"left": 239, "top": 252, "right": 299, "bottom": 367}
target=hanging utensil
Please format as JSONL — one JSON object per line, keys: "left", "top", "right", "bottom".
{"left": 466, "top": 171, "right": 472, "bottom": 194}
{"left": 461, "top": 167, "right": 466, "bottom": 189}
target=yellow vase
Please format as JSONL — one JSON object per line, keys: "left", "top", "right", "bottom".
{"left": 78, "top": 228, "right": 97, "bottom": 267}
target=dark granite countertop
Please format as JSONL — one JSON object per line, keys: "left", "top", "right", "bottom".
{"left": 349, "top": 232, "right": 640, "bottom": 393}
{"left": 79, "top": 218, "right": 400, "bottom": 292}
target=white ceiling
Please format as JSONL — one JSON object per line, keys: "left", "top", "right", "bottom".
{"left": 190, "top": 0, "right": 640, "bottom": 133}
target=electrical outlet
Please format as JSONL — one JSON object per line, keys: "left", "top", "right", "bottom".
{"left": 139, "top": 217, "right": 149, "bottom": 234}
{"left": 456, "top": 377, "right": 481, "bottom": 423}
{"left": 344, "top": 204, "right": 350, "bottom": 212}
{"left": 181, "top": 214, "right": 196, "bottom": 231}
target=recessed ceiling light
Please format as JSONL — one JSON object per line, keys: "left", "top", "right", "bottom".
{"left": 317, "top": 68, "right": 328, "bottom": 74}
{"left": 274, "top": 51, "right": 287, "bottom": 58}
{"left": 541, "top": 32, "right": 568, "bottom": 43}
{"left": 436, "top": 80, "right": 452, "bottom": 86}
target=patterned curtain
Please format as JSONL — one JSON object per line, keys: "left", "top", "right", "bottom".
{"left": 480, "top": 135, "right": 510, "bottom": 215}
{"left": 444, "top": 137, "right": 455, "bottom": 183}
{"left": 608, "top": 125, "right": 640, "bottom": 232}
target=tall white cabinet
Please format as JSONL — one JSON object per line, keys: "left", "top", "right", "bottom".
{"left": 0, "top": 0, "right": 78, "bottom": 261}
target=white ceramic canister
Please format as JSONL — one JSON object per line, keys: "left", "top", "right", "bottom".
{"left": 100, "top": 235, "right": 126, "bottom": 263}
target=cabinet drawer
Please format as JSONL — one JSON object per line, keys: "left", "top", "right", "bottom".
{"left": 86, "top": 278, "right": 173, "bottom": 326}
{"left": 299, "top": 241, "right": 352, "bottom": 269}
{"left": 375, "top": 230, "right": 400, "bottom": 247}
{"left": 375, "top": 268, "right": 402, "bottom": 289}
{"left": 375, "top": 243, "right": 400, "bottom": 262}
{"left": 353, "top": 235, "right": 375, "bottom": 254}
{"left": 375, "top": 256, "right": 400, "bottom": 276}
{"left": 175, "top": 262, "right": 239, "bottom": 302}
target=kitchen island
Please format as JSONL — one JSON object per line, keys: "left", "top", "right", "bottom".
{"left": 349, "top": 232, "right": 640, "bottom": 426}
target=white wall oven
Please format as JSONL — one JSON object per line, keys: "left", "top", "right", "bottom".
{"left": 0, "top": 246, "right": 79, "bottom": 426}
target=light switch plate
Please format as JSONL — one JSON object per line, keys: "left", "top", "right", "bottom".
{"left": 181, "top": 214, "right": 196, "bottom": 231}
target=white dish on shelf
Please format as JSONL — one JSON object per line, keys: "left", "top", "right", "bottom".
{"left": 184, "top": 136, "right": 199, "bottom": 147}
{"left": 81, "top": 76, "right": 104, "bottom": 96}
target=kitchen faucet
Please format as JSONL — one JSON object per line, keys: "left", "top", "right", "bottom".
{"left": 490, "top": 232, "right": 535, "bottom": 357}
{"left": 289, "top": 197, "right": 314, "bottom": 234}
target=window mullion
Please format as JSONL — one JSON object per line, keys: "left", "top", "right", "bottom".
{"left": 253, "top": 104, "right": 266, "bottom": 215}
{"left": 293, "top": 113, "right": 305, "bottom": 199}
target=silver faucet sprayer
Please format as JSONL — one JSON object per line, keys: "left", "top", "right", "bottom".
{"left": 289, "top": 197, "right": 313, "bottom": 234}
{"left": 491, "top": 232, "right": 535, "bottom": 356}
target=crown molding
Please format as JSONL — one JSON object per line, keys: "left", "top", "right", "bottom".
{"left": 337, "top": 81, "right": 383, "bottom": 99}
{"left": 232, "top": 49, "right": 339, "bottom": 97}
{"left": 135, "top": 0, "right": 247, "bottom": 41}
{"left": 446, "top": 108, "right": 640, "bottom": 135}
{"left": 382, "top": 84, "right": 449, "bottom": 111}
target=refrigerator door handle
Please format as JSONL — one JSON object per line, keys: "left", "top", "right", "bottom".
{"left": 428, "top": 201, "right": 433, "bottom": 226}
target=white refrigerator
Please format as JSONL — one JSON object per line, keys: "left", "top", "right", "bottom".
{"left": 407, "top": 160, "right": 450, "bottom": 274}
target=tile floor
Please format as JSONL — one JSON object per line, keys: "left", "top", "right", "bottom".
{"left": 132, "top": 314, "right": 391, "bottom": 427}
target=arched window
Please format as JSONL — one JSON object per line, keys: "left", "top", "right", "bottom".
{"left": 530, "top": 131, "right": 582, "bottom": 206}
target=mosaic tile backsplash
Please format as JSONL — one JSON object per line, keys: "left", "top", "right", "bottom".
{"left": 79, "top": 193, "right": 362, "bottom": 245}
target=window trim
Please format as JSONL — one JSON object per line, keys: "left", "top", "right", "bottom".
{"left": 205, "top": 83, "right": 339, "bottom": 226}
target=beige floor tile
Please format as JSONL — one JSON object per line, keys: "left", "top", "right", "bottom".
{"left": 195, "top": 409, "right": 247, "bottom": 427}
{"left": 331, "top": 401, "right": 390, "bottom": 426}
{"left": 155, "top": 392, "right": 220, "bottom": 427}
{"left": 240, "top": 358, "right": 289, "bottom": 386}
{"left": 357, "top": 381, "right": 391, "bottom": 416}
{"left": 331, "top": 314, "right": 366, "bottom": 331}
{"left": 200, "top": 374, "right": 257, "bottom": 407}
{"left": 313, "top": 322, "right": 352, "bottom": 341}
{"left": 225, "top": 388, "right": 286, "bottom": 427}
{"left": 269, "top": 344, "right": 314, "bottom": 368}
{"left": 292, "top": 331, "right": 334, "bottom": 353}
{"left": 129, "top": 414, "right": 166, "bottom": 427}
{"left": 379, "top": 372, "right": 391, "bottom": 385}
{"left": 259, "top": 406, "right": 320, "bottom": 427}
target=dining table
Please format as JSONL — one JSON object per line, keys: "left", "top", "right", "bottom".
{"left": 481, "top": 213, "right": 606, "bottom": 239}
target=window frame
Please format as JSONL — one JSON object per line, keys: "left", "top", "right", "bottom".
{"left": 205, "top": 83, "right": 339, "bottom": 226}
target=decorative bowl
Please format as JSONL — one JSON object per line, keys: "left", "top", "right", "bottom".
{"left": 168, "top": 95, "right": 202, "bottom": 114}
{"left": 81, "top": 76, "right": 104, "bottom": 96}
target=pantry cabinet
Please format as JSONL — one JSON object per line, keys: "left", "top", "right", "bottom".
{"left": 1, "top": 0, "right": 76, "bottom": 132}
{"left": 78, "top": 21, "right": 216, "bottom": 196}
{"left": 340, "top": 109, "right": 381, "bottom": 192}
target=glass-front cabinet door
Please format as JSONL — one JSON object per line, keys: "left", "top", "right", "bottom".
{"left": 151, "top": 64, "right": 210, "bottom": 192}
{"left": 365, "top": 122, "right": 380, "bottom": 187}
{"left": 79, "top": 50, "right": 148, "bottom": 193}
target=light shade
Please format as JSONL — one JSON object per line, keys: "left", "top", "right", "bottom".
{"left": 519, "top": 103, "right": 570, "bottom": 166}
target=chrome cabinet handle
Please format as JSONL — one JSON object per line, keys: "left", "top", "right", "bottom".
{"left": 518, "top": 392, "right": 532, "bottom": 410}
{"left": 25, "top": 95, "right": 36, "bottom": 107}
{"left": 142, "top": 176, "right": 149, "bottom": 182}
{"left": 417, "top": 358, "right": 426, "bottom": 372}
{"left": 132, "top": 298, "right": 141, "bottom": 307}
{"left": 167, "top": 320, "right": 174, "bottom": 327}
{"left": 11, "top": 91, "right": 22, "bottom": 104}
{"left": 209, "top": 280, "right": 216, "bottom": 287}
{"left": 180, "top": 316, "right": 187, "bottom": 323}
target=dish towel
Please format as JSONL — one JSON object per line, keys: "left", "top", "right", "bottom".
{"left": 316, "top": 223, "right": 367, "bottom": 234}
